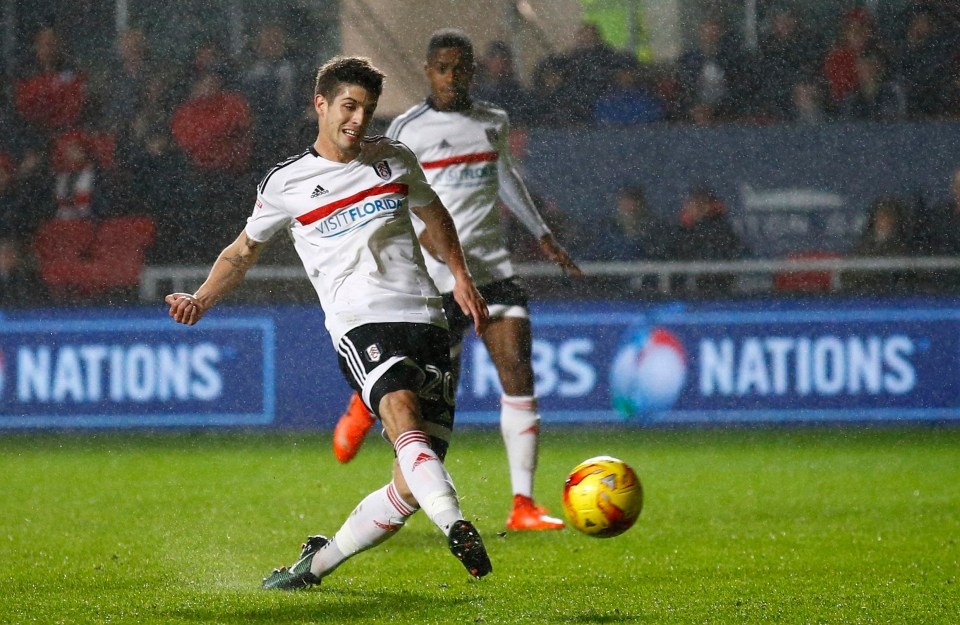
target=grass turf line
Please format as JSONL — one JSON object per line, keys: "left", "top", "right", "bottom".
{"left": 1, "top": 427, "right": 958, "bottom": 624}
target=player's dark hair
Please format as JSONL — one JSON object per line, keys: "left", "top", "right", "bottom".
{"left": 426, "top": 28, "right": 474, "bottom": 63}
{"left": 314, "top": 56, "right": 385, "bottom": 99}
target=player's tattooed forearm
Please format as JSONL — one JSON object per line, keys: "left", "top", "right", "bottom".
{"left": 221, "top": 236, "right": 260, "bottom": 272}
{"left": 222, "top": 253, "right": 247, "bottom": 271}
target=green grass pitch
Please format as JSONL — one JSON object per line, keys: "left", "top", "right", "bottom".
{"left": 2, "top": 426, "right": 958, "bottom": 624}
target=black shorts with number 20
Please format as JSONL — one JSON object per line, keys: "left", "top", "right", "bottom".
{"left": 335, "top": 322, "right": 455, "bottom": 457}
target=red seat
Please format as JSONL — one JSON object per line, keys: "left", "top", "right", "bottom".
{"left": 82, "top": 216, "right": 156, "bottom": 291}
{"left": 774, "top": 251, "right": 842, "bottom": 294}
{"left": 33, "top": 219, "right": 96, "bottom": 289}
{"left": 32, "top": 216, "right": 155, "bottom": 296}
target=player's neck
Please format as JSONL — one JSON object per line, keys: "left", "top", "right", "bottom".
{"left": 428, "top": 95, "right": 472, "bottom": 112}
{"left": 312, "top": 138, "right": 359, "bottom": 164}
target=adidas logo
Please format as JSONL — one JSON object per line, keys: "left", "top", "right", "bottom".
{"left": 438, "top": 139, "right": 452, "bottom": 149}
{"left": 412, "top": 452, "right": 436, "bottom": 470}
{"left": 310, "top": 184, "right": 328, "bottom": 198}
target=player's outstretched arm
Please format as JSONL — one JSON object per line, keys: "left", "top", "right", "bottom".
{"left": 165, "top": 230, "right": 265, "bottom": 326}
{"left": 539, "top": 233, "right": 583, "bottom": 277}
{"left": 413, "top": 198, "right": 489, "bottom": 335}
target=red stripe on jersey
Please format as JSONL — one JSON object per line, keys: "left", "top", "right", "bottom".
{"left": 297, "top": 183, "right": 408, "bottom": 226}
{"left": 420, "top": 151, "right": 498, "bottom": 169}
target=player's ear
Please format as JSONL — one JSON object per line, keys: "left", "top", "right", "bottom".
{"left": 314, "top": 94, "right": 326, "bottom": 116}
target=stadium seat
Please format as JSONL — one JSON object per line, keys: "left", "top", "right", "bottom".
{"left": 33, "top": 218, "right": 96, "bottom": 290}
{"left": 81, "top": 216, "right": 156, "bottom": 292}
{"left": 773, "top": 250, "right": 842, "bottom": 294}
{"left": 32, "top": 216, "right": 156, "bottom": 297}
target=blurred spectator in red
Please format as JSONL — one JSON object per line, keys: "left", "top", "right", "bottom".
{"left": 753, "top": 6, "right": 824, "bottom": 121}
{"left": 838, "top": 53, "right": 903, "bottom": 120}
{"left": 594, "top": 55, "right": 665, "bottom": 126}
{"left": 897, "top": 6, "right": 952, "bottom": 119}
{"left": 675, "top": 16, "right": 743, "bottom": 124}
{"left": 822, "top": 7, "right": 884, "bottom": 110}
{"left": 171, "top": 69, "right": 252, "bottom": 175}
{"left": 242, "top": 23, "right": 303, "bottom": 170}
{"left": 472, "top": 40, "right": 530, "bottom": 125}
{"left": 15, "top": 26, "right": 87, "bottom": 134}
{"left": 668, "top": 186, "right": 746, "bottom": 295}
{"left": 171, "top": 67, "right": 252, "bottom": 261}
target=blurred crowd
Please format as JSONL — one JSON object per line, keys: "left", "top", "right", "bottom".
{"left": 502, "top": 170, "right": 960, "bottom": 298}
{"left": 3, "top": 3, "right": 960, "bottom": 306}
{"left": 495, "top": 4, "right": 960, "bottom": 127}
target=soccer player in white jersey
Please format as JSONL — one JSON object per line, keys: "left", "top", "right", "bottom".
{"left": 164, "top": 56, "right": 492, "bottom": 589}
{"left": 332, "top": 30, "right": 583, "bottom": 532}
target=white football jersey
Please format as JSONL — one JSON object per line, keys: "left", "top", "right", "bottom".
{"left": 386, "top": 100, "right": 550, "bottom": 293}
{"left": 245, "top": 139, "right": 446, "bottom": 343}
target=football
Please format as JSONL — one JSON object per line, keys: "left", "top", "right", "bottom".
{"left": 562, "top": 456, "right": 643, "bottom": 537}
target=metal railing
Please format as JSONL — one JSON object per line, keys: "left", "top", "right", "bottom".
{"left": 139, "top": 256, "right": 960, "bottom": 302}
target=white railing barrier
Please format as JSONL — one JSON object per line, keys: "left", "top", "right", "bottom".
{"left": 139, "top": 256, "right": 960, "bottom": 302}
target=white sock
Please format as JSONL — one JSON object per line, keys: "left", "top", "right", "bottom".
{"left": 500, "top": 394, "right": 540, "bottom": 498}
{"left": 310, "top": 481, "right": 417, "bottom": 578}
{"left": 393, "top": 430, "right": 463, "bottom": 533}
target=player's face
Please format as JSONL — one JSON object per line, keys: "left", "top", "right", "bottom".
{"left": 314, "top": 84, "right": 378, "bottom": 163}
{"left": 425, "top": 47, "right": 474, "bottom": 111}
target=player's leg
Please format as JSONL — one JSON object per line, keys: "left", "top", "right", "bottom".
{"left": 482, "top": 313, "right": 564, "bottom": 531}
{"left": 264, "top": 323, "right": 489, "bottom": 589}
{"left": 262, "top": 479, "right": 416, "bottom": 590}
{"left": 352, "top": 323, "right": 489, "bottom": 574}
{"left": 332, "top": 391, "right": 376, "bottom": 463}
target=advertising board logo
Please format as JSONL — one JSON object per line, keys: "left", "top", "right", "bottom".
{"left": 1, "top": 317, "right": 275, "bottom": 429}
{"left": 610, "top": 326, "right": 687, "bottom": 417}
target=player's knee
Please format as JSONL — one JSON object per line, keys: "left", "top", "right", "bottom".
{"left": 379, "top": 389, "right": 423, "bottom": 441}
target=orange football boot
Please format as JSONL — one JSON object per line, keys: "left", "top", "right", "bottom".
{"left": 506, "top": 494, "right": 565, "bottom": 530}
{"left": 332, "top": 392, "right": 376, "bottom": 463}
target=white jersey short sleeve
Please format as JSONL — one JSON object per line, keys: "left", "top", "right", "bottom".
{"left": 385, "top": 100, "right": 550, "bottom": 293}
{"left": 246, "top": 139, "right": 446, "bottom": 344}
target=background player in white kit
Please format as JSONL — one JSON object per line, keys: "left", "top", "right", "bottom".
{"left": 164, "top": 56, "right": 493, "bottom": 588}
{"left": 333, "top": 30, "right": 583, "bottom": 532}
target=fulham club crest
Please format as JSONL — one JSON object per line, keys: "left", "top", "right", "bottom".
{"left": 373, "top": 160, "right": 392, "bottom": 180}
{"left": 365, "top": 343, "right": 383, "bottom": 362}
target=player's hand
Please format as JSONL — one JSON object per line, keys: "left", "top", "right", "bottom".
{"left": 165, "top": 292, "right": 207, "bottom": 326}
{"left": 539, "top": 234, "right": 583, "bottom": 277}
{"left": 453, "top": 281, "right": 489, "bottom": 336}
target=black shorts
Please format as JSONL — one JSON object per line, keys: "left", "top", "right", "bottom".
{"left": 336, "top": 322, "right": 455, "bottom": 456}
{"left": 441, "top": 277, "right": 530, "bottom": 345}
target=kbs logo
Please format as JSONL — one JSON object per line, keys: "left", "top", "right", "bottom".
{"left": 610, "top": 326, "right": 688, "bottom": 417}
